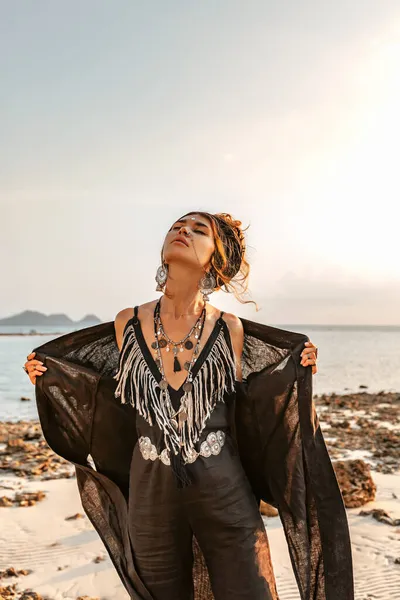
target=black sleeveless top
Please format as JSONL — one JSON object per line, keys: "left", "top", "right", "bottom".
{"left": 113, "top": 305, "right": 238, "bottom": 486}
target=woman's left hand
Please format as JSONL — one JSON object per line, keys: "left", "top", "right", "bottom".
{"left": 300, "top": 341, "right": 318, "bottom": 374}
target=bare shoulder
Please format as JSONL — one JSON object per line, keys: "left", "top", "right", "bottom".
{"left": 114, "top": 307, "right": 135, "bottom": 351}
{"left": 114, "top": 306, "right": 134, "bottom": 330}
{"left": 221, "top": 312, "right": 244, "bottom": 343}
{"left": 114, "top": 300, "right": 158, "bottom": 351}
{"left": 136, "top": 299, "right": 158, "bottom": 318}
{"left": 220, "top": 311, "right": 244, "bottom": 381}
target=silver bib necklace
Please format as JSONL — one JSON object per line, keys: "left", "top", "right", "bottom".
{"left": 153, "top": 298, "right": 206, "bottom": 431}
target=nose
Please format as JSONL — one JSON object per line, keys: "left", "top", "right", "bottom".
{"left": 179, "top": 226, "right": 190, "bottom": 236}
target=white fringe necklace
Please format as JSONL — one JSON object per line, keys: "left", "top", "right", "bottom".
{"left": 113, "top": 315, "right": 236, "bottom": 463}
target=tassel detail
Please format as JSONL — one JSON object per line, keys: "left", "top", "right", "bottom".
{"left": 170, "top": 450, "right": 193, "bottom": 488}
{"left": 114, "top": 321, "right": 237, "bottom": 465}
{"left": 173, "top": 355, "right": 182, "bottom": 372}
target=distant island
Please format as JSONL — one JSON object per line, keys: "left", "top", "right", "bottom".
{"left": 0, "top": 310, "right": 102, "bottom": 332}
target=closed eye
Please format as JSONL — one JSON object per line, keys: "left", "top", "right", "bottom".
{"left": 171, "top": 226, "right": 207, "bottom": 235}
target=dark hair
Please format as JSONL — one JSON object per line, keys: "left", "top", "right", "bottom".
{"left": 163, "top": 211, "right": 258, "bottom": 309}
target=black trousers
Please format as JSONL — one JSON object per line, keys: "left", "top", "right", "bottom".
{"left": 128, "top": 436, "right": 279, "bottom": 600}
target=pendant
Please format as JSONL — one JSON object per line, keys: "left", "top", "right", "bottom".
{"left": 173, "top": 356, "right": 182, "bottom": 372}
{"left": 179, "top": 409, "right": 188, "bottom": 423}
{"left": 159, "top": 338, "right": 167, "bottom": 348}
{"left": 179, "top": 346, "right": 184, "bottom": 352}
{"left": 184, "top": 361, "right": 191, "bottom": 371}
{"left": 159, "top": 379, "right": 168, "bottom": 390}
{"left": 151, "top": 341, "right": 157, "bottom": 349}
{"left": 183, "top": 381, "right": 193, "bottom": 393}
{"left": 184, "top": 340, "right": 193, "bottom": 349}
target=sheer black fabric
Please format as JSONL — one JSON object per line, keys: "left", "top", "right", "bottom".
{"left": 32, "top": 317, "right": 354, "bottom": 600}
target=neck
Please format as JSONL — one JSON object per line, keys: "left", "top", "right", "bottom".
{"left": 161, "top": 263, "right": 206, "bottom": 320}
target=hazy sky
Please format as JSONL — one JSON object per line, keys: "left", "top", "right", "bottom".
{"left": 1, "top": 1, "right": 399, "bottom": 325}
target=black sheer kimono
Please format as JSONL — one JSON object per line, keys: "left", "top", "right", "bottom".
{"left": 32, "top": 317, "right": 354, "bottom": 600}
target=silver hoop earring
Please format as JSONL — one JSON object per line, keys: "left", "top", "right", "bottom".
{"left": 198, "top": 271, "right": 216, "bottom": 302}
{"left": 155, "top": 263, "right": 168, "bottom": 292}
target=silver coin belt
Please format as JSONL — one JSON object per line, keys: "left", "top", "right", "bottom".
{"left": 138, "top": 430, "right": 226, "bottom": 466}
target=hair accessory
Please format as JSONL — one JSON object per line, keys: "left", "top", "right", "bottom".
{"left": 198, "top": 271, "right": 216, "bottom": 302}
{"left": 155, "top": 263, "right": 168, "bottom": 291}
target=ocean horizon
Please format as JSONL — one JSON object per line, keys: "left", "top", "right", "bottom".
{"left": 1, "top": 323, "right": 399, "bottom": 422}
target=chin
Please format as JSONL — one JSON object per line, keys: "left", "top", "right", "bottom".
{"left": 165, "top": 246, "right": 188, "bottom": 259}
{"left": 165, "top": 254, "right": 198, "bottom": 270}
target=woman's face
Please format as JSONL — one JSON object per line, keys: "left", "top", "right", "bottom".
{"left": 162, "top": 213, "right": 215, "bottom": 271}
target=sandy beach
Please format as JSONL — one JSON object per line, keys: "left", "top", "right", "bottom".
{"left": 0, "top": 391, "right": 399, "bottom": 600}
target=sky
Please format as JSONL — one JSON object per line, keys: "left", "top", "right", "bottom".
{"left": 1, "top": 1, "right": 399, "bottom": 325}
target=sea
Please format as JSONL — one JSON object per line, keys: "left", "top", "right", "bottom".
{"left": 0, "top": 324, "right": 399, "bottom": 422}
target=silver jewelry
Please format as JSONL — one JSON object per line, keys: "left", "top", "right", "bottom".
{"left": 138, "top": 430, "right": 226, "bottom": 466}
{"left": 114, "top": 305, "right": 237, "bottom": 465}
{"left": 198, "top": 271, "right": 216, "bottom": 302}
{"left": 153, "top": 298, "right": 206, "bottom": 432}
{"left": 138, "top": 437, "right": 160, "bottom": 462}
{"left": 153, "top": 308, "right": 204, "bottom": 364}
{"left": 155, "top": 263, "right": 168, "bottom": 291}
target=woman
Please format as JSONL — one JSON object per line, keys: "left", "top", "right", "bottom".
{"left": 24, "top": 211, "right": 353, "bottom": 600}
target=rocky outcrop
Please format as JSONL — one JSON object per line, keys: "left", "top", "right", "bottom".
{"left": 333, "top": 459, "right": 376, "bottom": 508}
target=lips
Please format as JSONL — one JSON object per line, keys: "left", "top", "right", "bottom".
{"left": 172, "top": 236, "right": 189, "bottom": 247}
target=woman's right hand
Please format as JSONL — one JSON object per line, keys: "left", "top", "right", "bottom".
{"left": 24, "top": 352, "right": 48, "bottom": 385}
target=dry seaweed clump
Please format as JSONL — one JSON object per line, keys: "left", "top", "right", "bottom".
{"left": 0, "top": 586, "right": 50, "bottom": 599}
{"left": 333, "top": 459, "right": 377, "bottom": 508}
{"left": 315, "top": 391, "right": 400, "bottom": 474}
{"left": 0, "top": 570, "right": 32, "bottom": 580}
{"left": 0, "top": 491, "right": 46, "bottom": 508}
{"left": 0, "top": 570, "right": 40, "bottom": 600}
{"left": 0, "top": 420, "right": 74, "bottom": 481}
{"left": 0, "top": 587, "right": 100, "bottom": 600}
{"left": 358, "top": 507, "right": 400, "bottom": 526}
{"left": 0, "top": 569, "right": 101, "bottom": 599}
